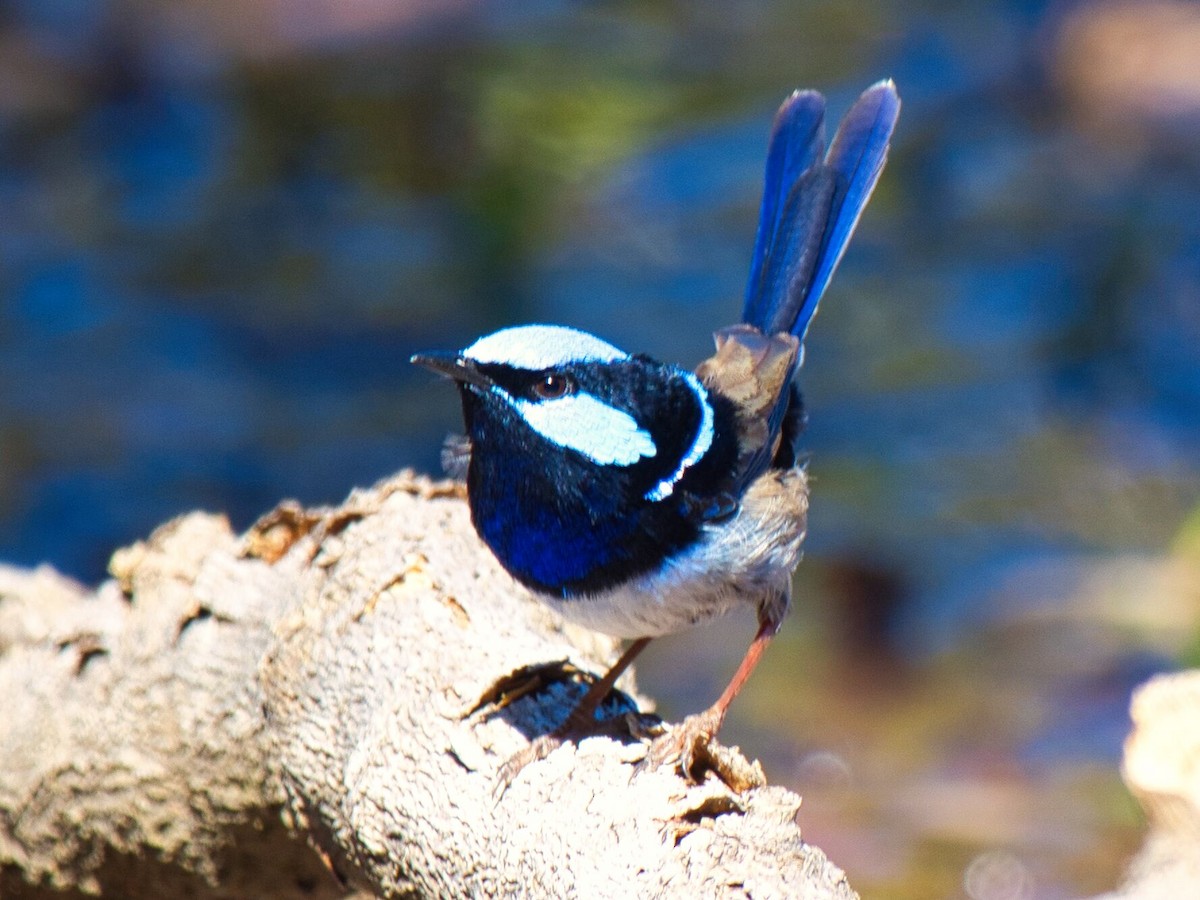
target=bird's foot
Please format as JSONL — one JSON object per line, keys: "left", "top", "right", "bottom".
{"left": 635, "top": 708, "right": 766, "bottom": 792}
{"left": 489, "top": 639, "right": 655, "bottom": 798}
{"left": 494, "top": 712, "right": 639, "bottom": 799}
{"left": 494, "top": 732, "right": 565, "bottom": 798}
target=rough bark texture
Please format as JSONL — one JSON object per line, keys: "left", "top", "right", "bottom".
{"left": 1, "top": 471, "right": 857, "bottom": 899}
{"left": 1095, "top": 670, "right": 1200, "bottom": 900}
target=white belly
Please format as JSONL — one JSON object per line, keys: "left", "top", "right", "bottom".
{"left": 538, "top": 468, "right": 808, "bottom": 638}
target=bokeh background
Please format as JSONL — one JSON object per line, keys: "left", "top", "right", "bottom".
{"left": 3, "top": 1, "right": 1200, "bottom": 897}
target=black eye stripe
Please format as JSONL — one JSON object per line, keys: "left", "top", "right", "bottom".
{"left": 472, "top": 364, "right": 578, "bottom": 401}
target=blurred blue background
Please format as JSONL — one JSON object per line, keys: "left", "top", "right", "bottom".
{"left": 3, "top": 0, "right": 1200, "bottom": 896}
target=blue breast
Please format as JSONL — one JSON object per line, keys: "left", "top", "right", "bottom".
{"left": 468, "top": 443, "right": 700, "bottom": 598}
{"left": 477, "top": 502, "right": 636, "bottom": 597}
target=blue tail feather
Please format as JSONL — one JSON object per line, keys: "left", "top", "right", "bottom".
{"left": 741, "top": 89, "right": 827, "bottom": 331}
{"left": 741, "top": 80, "right": 900, "bottom": 342}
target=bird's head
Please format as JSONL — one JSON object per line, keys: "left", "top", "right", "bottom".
{"left": 413, "top": 324, "right": 737, "bottom": 594}
{"left": 413, "top": 325, "right": 719, "bottom": 505}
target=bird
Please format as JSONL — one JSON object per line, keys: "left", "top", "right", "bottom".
{"left": 412, "top": 80, "right": 900, "bottom": 785}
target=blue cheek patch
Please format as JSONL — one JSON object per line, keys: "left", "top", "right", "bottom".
{"left": 507, "top": 391, "right": 657, "bottom": 467}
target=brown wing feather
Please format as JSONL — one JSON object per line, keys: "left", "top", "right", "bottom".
{"left": 694, "top": 324, "right": 799, "bottom": 488}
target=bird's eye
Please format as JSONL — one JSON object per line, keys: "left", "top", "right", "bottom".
{"left": 531, "top": 374, "right": 573, "bottom": 400}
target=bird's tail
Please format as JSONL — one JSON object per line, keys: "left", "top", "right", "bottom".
{"left": 741, "top": 80, "right": 900, "bottom": 342}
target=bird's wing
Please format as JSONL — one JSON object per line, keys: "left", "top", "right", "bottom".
{"left": 694, "top": 324, "right": 800, "bottom": 499}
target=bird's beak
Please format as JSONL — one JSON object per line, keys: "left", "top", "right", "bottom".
{"left": 410, "top": 352, "right": 494, "bottom": 390}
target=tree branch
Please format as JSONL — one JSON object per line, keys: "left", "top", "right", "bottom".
{"left": 1, "top": 471, "right": 857, "bottom": 898}
{"left": 1097, "top": 670, "right": 1200, "bottom": 899}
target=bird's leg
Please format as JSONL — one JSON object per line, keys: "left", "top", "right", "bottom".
{"left": 495, "top": 637, "right": 652, "bottom": 794}
{"left": 638, "top": 602, "right": 784, "bottom": 786}
{"left": 559, "top": 636, "right": 652, "bottom": 731}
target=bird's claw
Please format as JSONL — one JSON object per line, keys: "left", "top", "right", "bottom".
{"left": 635, "top": 707, "right": 722, "bottom": 779}
{"left": 493, "top": 713, "right": 645, "bottom": 800}
{"left": 493, "top": 733, "right": 565, "bottom": 800}
{"left": 634, "top": 709, "right": 766, "bottom": 792}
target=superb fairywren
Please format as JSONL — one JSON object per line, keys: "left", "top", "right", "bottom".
{"left": 414, "top": 81, "right": 900, "bottom": 781}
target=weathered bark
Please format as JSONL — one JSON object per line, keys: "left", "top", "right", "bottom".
{"left": 1094, "top": 670, "right": 1200, "bottom": 900}
{"left": 1, "top": 471, "right": 857, "bottom": 898}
